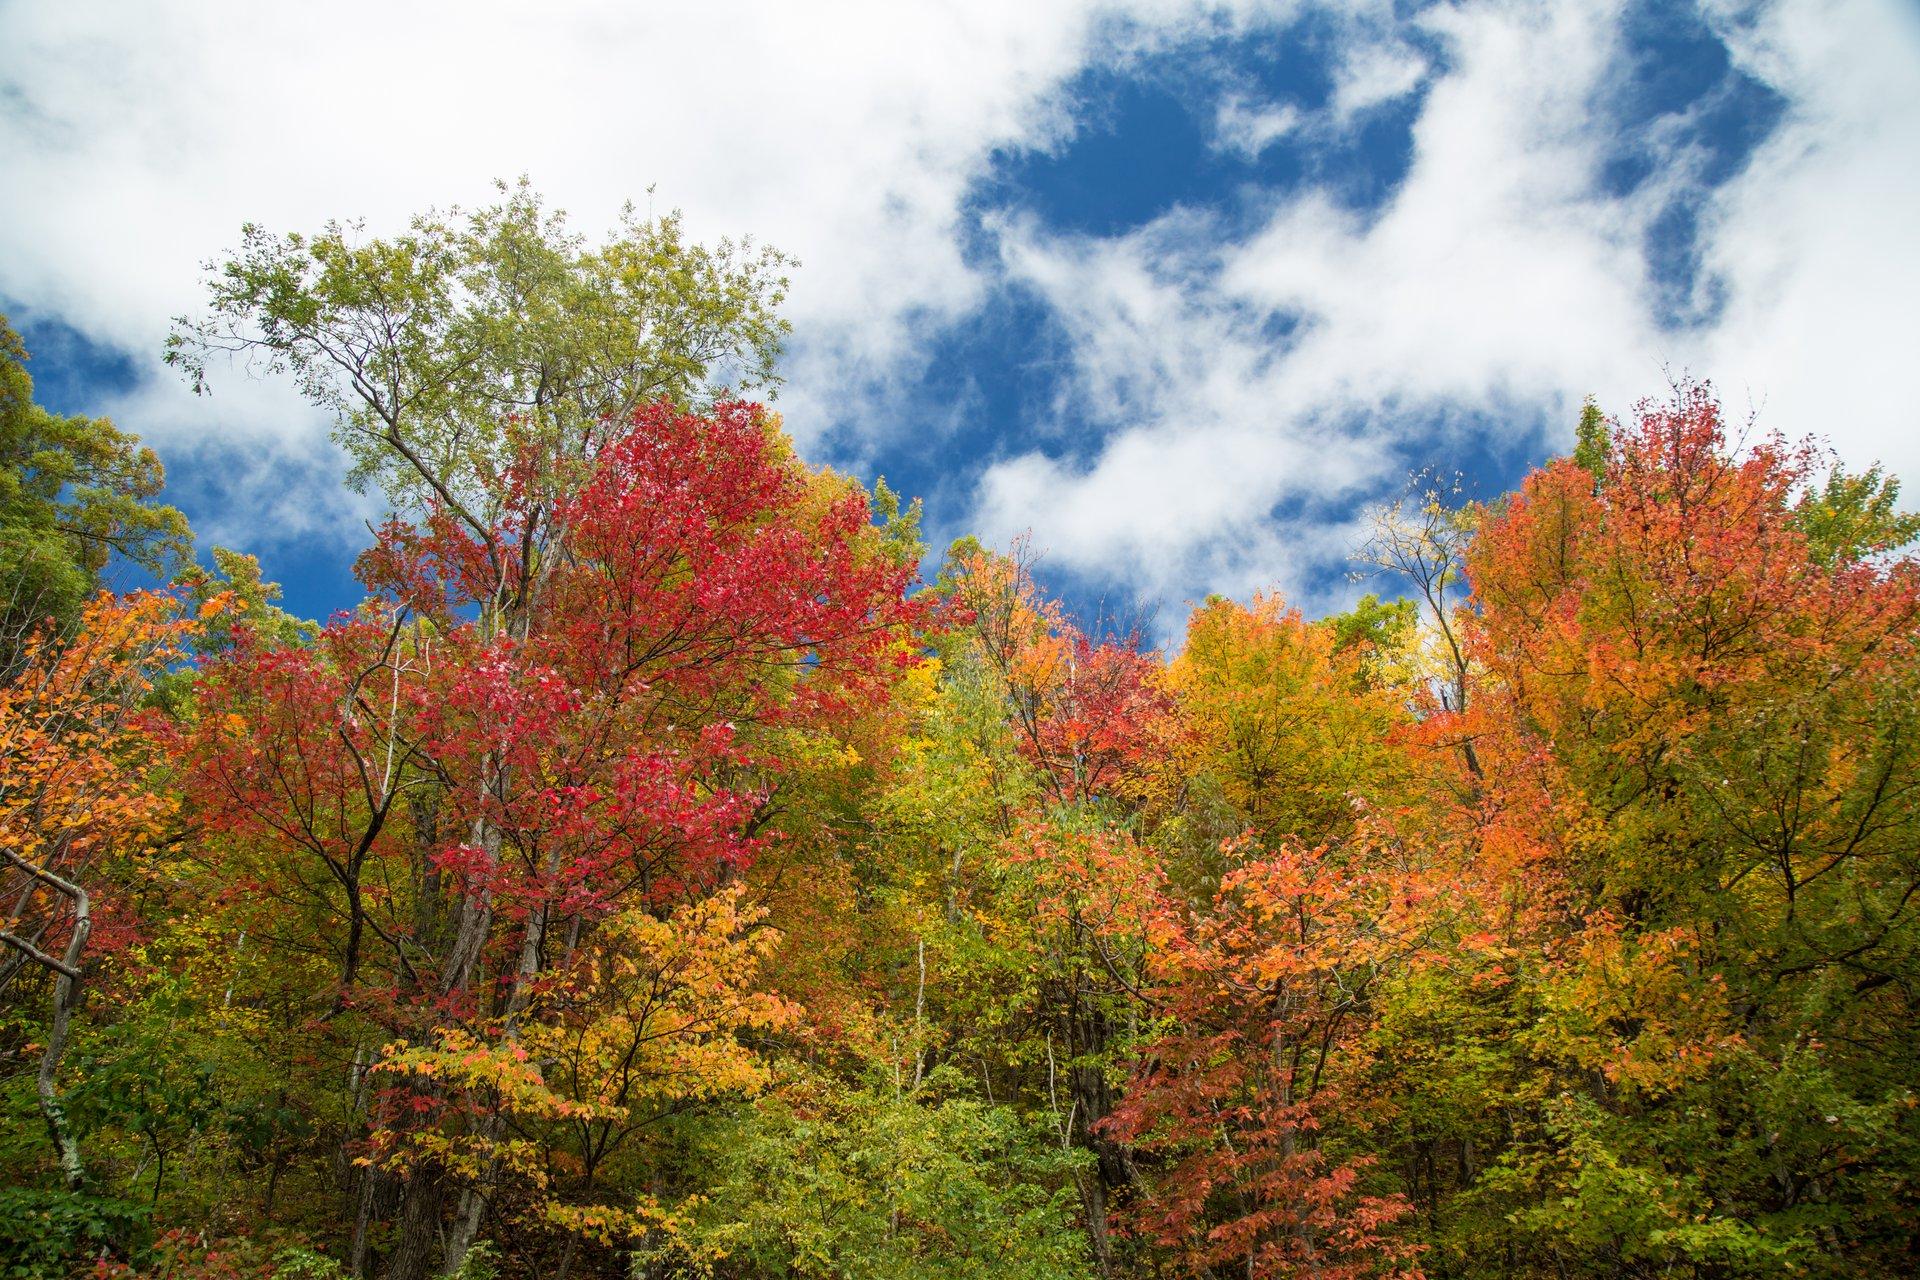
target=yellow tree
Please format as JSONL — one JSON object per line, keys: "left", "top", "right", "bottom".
{"left": 363, "top": 884, "right": 795, "bottom": 1276}
{"left": 1157, "top": 594, "right": 1410, "bottom": 856}
{"left": 0, "top": 591, "right": 214, "bottom": 1188}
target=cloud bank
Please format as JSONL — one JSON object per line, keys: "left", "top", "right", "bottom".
{"left": 972, "top": 0, "right": 1920, "bottom": 614}
{"left": 2, "top": 0, "right": 1915, "bottom": 622}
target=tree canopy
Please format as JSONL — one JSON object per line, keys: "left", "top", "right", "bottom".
{"left": 0, "top": 316, "right": 191, "bottom": 668}
{"left": 4, "top": 187, "right": 1918, "bottom": 1280}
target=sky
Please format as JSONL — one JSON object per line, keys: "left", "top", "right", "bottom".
{"left": 3, "top": 0, "right": 1917, "bottom": 636}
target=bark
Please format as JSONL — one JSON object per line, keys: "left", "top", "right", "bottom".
{"left": 439, "top": 811, "right": 501, "bottom": 1000}
{"left": 39, "top": 901, "right": 88, "bottom": 1191}
{"left": 1051, "top": 976, "right": 1132, "bottom": 1280}
{"left": 1075, "top": 1170, "right": 1115, "bottom": 1280}
{"left": 440, "top": 874, "right": 553, "bottom": 1276}
{"left": 385, "top": 1168, "right": 447, "bottom": 1280}
{"left": 442, "top": 1187, "right": 486, "bottom": 1278}
{"left": 348, "top": 1166, "right": 381, "bottom": 1279}
{"left": 3, "top": 847, "right": 91, "bottom": 1189}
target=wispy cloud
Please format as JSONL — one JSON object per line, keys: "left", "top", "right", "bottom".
{"left": 1212, "top": 97, "right": 1303, "bottom": 158}
{"left": 1, "top": 0, "right": 1914, "bottom": 628}
{"left": 967, "top": 0, "right": 1920, "bottom": 622}
{"left": 1328, "top": 37, "right": 1428, "bottom": 121}
{"left": 0, "top": 4, "right": 1204, "bottom": 443}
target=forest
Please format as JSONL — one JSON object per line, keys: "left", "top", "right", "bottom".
{"left": 3, "top": 186, "right": 1917, "bottom": 1280}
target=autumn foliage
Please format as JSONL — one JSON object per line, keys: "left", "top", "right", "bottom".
{"left": 6, "top": 381, "right": 1919, "bottom": 1280}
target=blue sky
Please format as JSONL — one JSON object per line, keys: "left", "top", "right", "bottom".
{"left": 3, "top": 0, "right": 1917, "bottom": 637}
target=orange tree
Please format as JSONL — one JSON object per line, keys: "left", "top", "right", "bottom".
{"left": 1, "top": 592, "right": 216, "bottom": 1193}
{"left": 1102, "top": 596, "right": 1426, "bottom": 1279}
{"left": 1429, "top": 383, "right": 1920, "bottom": 1276}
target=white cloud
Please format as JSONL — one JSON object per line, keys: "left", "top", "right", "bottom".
{"left": 969, "top": 0, "right": 1920, "bottom": 620}
{"left": 976, "top": 0, "right": 1651, "bottom": 606}
{"left": 0, "top": 1, "right": 1257, "bottom": 477}
{"left": 1695, "top": 0, "right": 1920, "bottom": 482}
{"left": 968, "top": 209, "right": 1400, "bottom": 619}
{"left": 1213, "top": 96, "right": 1303, "bottom": 158}
{"left": 3, "top": 0, "right": 1914, "bottom": 625}
{"left": 1329, "top": 38, "right": 1428, "bottom": 120}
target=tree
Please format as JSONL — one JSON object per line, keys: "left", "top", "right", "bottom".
{"left": 1353, "top": 475, "right": 1480, "bottom": 777}
{"left": 646, "top": 1066, "right": 1092, "bottom": 1280}
{"left": 1571, "top": 396, "right": 1610, "bottom": 485}
{"left": 917, "top": 543, "right": 1176, "bottom": 1273}
{"left": 1099, "top": 596, "right": 1425, "bottom": 1279}
{"left": 169, "top": 185, "right": 811, "bottom": 1277}
{"left": 1105, "top": 834, "right": 1422, "bottom": 1280}
{"left": 364, "top": 884, "right": 796, "bottom": 1276}
{"left": 1790, "top": 461, "right": 1920, "bottom": 567}
{"left": 1448, "top": 381, "right": 1920, "bottom": 1275}
{"left": 167, "top": 179, "right": 791, "bottom": 537}
{"left": 176, "top": 401, "right": 920, "bottom": 1278}
{"left": 1157, "top": 595, "right": 1410, "bottom": 857}
{"left": 944, "top": 542, "right": 1165, "bottom": 810}
{"left": 0, "top": 591, "right": 215, "bottom": 1190}
{"left": 1, "top": 317, "right": 192, "bottom": 671}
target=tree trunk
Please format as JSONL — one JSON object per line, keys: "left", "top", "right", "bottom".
{"left": 441, "top": 887, "right": 553, "bottom": 1277}
{"left": 3, "top": 849, "right": 93, "bottom": 1190}
{"left": 442, "top": 1187, "right": 485, "bottom": 1278}
{"left": 439, "top": 812, "right": 501, "bottom": 1000}
{"left": 38, "top": 906, "right": 88, "bottom": 1190}
{"left": 1075, "top": 1169, "right": 1115, "bottom": 1280}
{"left": 385, "top": 1168, "right": 446, "bottom": 1280}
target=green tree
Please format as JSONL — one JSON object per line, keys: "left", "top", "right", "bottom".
{"left": 1791, "top": 461, "right": 1920, "bottom": 565}
{"left": 1571, "top": 395, "right": 1610, "bottom": 484}
{"left": 0, "top": 316, "right": 191, "bottom": 668}
{"left": 166, "top": 178, "right": 792, "bottom": 537}
{"left": 648, "top": 1069, "right": 1092, "bottom": 1280}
